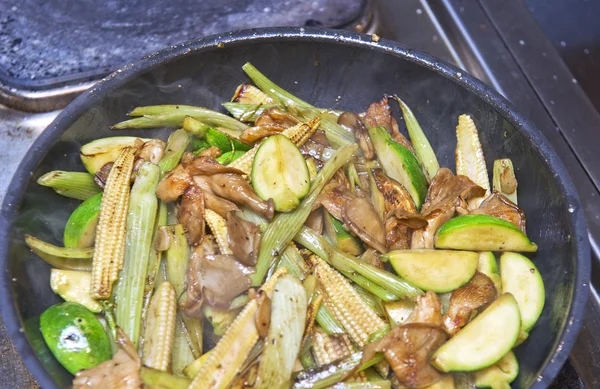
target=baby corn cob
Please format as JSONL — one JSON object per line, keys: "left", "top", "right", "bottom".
{"left": 204, "top": 209, "right": 233, "bottom": 255}
{"left": 143, "top": 281, "right": 177, "bottom": 372}
{"left": 188, "top": 268, "right": 288, "bottom": 389}
{"left": 91, "top": 147, "right": 136, "bottom": 299}
{"left": 456, "top": 114, "right": 490, "bottom": 207}
{"left": 312, "top": 328, "right": 354, "bottom": 365}
{"left": 229, "top": 118, "right": 319, "bottom": 176}
{"left": 308, "top": 256, "right": 389, "bottom": 348}
{"left": 304, "top": 294, "right": 323, "bottom": 339}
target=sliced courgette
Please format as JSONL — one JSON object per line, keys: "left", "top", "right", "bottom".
{"left": 435, "top": 215, "right": 537, "bottom": 252}
{"left": 63, "top": 192, "right": 102, "bottom": 248}
{"left": 324, "top": 214, "right": 363, "bottom": 256}
{"left": 478, "top": 252, "right": 502, "bottom": 294}
{"left": 251, "top": 134, "right": 310, "bottom": 212}
{"left": 368, "top": 126, "right": 428, "bottom": 210}
{"left": 431, "top": 293, "right": 521, "bottom": 372}
{"left": 50, "top": 269, "right": 102, "bottom": 313}
{"left": 80, "top": 136, "right": 148, "bottom": 174}
{"left": 385, "top": 249, "right": 478, "bottom": 293}
{"left": 474, "top": 350, "right": 519, "bottom": 389}
{"left": 500, "top": 252, "right": 545, "bottom": 333}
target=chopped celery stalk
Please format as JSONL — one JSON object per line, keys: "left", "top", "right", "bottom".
{"left": 249, "top": 144, "right": 357, "bottom": 286}
{"left": 141, "top": 367, "right": 191, "bottom": 389}
{"left": 393, "top": 96, "right": 440, "bottom": 180}
{"left": 172, "top": 315, "right": 196, "bottom": 377}
{"left": 145, "top": 202, "right": 168, "bottom": 294}
{"left": 216, "top": 150, "right": 245, "bottom": 165}
{"left": 115, "top": 105, "right": 249, "bottom": 131}
{"left": 183, "top": 116, "right": 212, "bottom": 137}
{"left": 63, "top": 192, "right": 102, "bottom": 248}
{"left": 159, "top": 129, "right": 191, "bottom": 174}
{"left": 222, "top": 102, "right": 279, "bottom": 122}
{"left": 37, "top": 171, "right": 101, "bottom": 200}
{"left": 294, "top": 227, "right": 423, "bottom": 300}
{"left": 50, "top": 269, "right": 102, "bottom": 313}
{"left": 315, "top": 305, "right": 346, "bottom": 335}
{"left": 277, "top": 244, "right": 309, "bottom": 281}
{"left": 114, "top": 162, "right": 159, "bottom": 348}
{"left": 256, "top": 275, "right": 308, "bottom": 388}
{"left": 353, "top": 284, "right": 385, "bottom": 317}
{"left": 493, "top": 158, "right": 518, "bottom": 204}
{"left": 456, "top": 114, "right": 490, "bottom": 207}
{"left": 340, "top": 269, "right": 398, "bottom": 302}
{"left": 163, "top": 224, "right": 203, "bottom": 358}
{"left": 25, "top": 235, "right": 92, "bottom": 271}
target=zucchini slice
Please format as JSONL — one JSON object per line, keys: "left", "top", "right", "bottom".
{"left": 474, "top": 350, "right": 519, "bottom": 389}
{"left": 500, "top": 252, "right": 545, "bottom": 333}
{"left": 385, "top": 249, "right": 478, "bottom": 293}
{"left": 435, "top": 215, "right": 537, "bottom": 252}
{"left": 477, "top": 252, "right": 502, "bottom": 294}
{"left": 80, "top": 136, "right": 148, "bottom": 174}
{"left": 50, "top": 269, "right": 102, "bottom": 313}
{"left": 368, "top": 126, "right": 428, "bottom": 210}
{"left": 251, "top": 134, "right": 310, "bottom": 212}
{"left": 431, "top": 293, "right": 521, "bottom": 372}
{"left": 64, "top": 193, "right": 102, "bottom": 248}
{"left": 324, "top": 214, "right": 363, "bottom": 256}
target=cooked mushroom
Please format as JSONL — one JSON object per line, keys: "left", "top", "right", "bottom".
{"left": 73, "top": 329, "right": 141, "bottom": 389}
{"left": 185, "top": 156, "right": 245, "bottom": 176}
{"left": 184, "top": 237, "right": 217, "bottom": 317}
{"left": 443, "top": 272, "right": 497, "bottom": 335}
{"left": 226, "top": 212, "right": 261, "bottom": 266}
{"left": 359, "top": 248, "right": 384, "bottom": 269}
{"left": 196, "top": 146, "right": 222, "bottom": 159}
{"left": 254, "top": 290, "right": 272, "bottom": 337}
{"left": 204, "top": 173, "right": 274, "bottom": 220}
{"left": 343, "top": 196, "right": 387, "bottom": 253}
{"left": 299, "top": 138, "right": 327, "bottom": 160}
{"left": 239, "top": 125, "right": 284, "bottom": 143}
{"left": 471, "top": 192, "right": 526, "bottom": 232}
{"left": 305, "top": 208, "right": 324, "bottom": 234}
{"left": 362, "top": 323, "right": 447, "bottom": 388}
{"left": 315, "top": 179, "right": 354, "bottom": 221}
{"left": 338, "top": 112, "right": 375, "bottom": 160}
{"left": 406, "top": 290, "right": 443, "bottom": 326}
{"left": 255, "top": 107, "right": 299, "bottom": 128}
{"left": 138, "top": 139, "right": 166, "bottom": 165}
{"left": 361, "top": 96, "right": 414, "bottom": 152}
{"left": 193, "top": 176, "right": 239, "bottom": 216}
{"left": 156, "top": 164, "right": 193, "bottom": 202}
{"left": 94, "top": 162, "right": 113, "bottom": 190}
{"left": 178, "top": 185, "right": 205, "bottom": 246}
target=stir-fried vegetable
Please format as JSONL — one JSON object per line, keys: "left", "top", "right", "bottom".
{"left": 28, "top": 64, "right": 548, "bottom": 388}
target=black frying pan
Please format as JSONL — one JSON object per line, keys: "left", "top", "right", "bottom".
{"left": 0, "top": 28, "right": 590, "bottom": 388}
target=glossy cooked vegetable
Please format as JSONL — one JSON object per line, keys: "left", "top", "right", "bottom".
{"left": 63, "top": 193, "right": 102, "bottom": 248}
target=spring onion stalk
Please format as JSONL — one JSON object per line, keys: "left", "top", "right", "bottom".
{"left": 241, "top": 63, "right": 354, "bottom": 148}
{"left": 392, "top": 96, "right": 440, "bottom": 180}
{"left": 172, "top": 315, "right": 196, "bottom": 377}
{"left": 113, "top": 105, "right": 248, "bottom": 131}
{"left": 294, "top": 227, "right": 423, "bottom": 300}
{"left": 353, "top": 284, "right": 385, "bottom": 317}
{"left": 24, "top": 235, "right": 92, "bottom": 271}
{"left": 340, "top": 269, "right": 398, "bottom": 302}
{"left": 222, "top": 102, "right": 279, "bottom": 122}
{"left": 277, "top": 244, "right": 309, "bottom": 281}
{"left": 145, "top": 202, "right": 168, "bottom": 295}
{"left": 37, "top": 171, "right": 101, "bottom": 200}
{"left": 114, "top": 162, "right": 159, "bottom": 348}
{"left": 159, "top": 129, "right": 191, "bottom": 174}
{"left": 140, "top": 367, "right": 191, "bottom": 389}
{"left": 256, "top": 275, "right": 308, "bottom": 388}
{"left": 249, "top": 144, "right": 357, "bottom": 285}
{"left": 331, "top": 381, "right": 391, "bottom": 389}
{"left": 315, "top": 305, "right": 346, "bottom": 335}
{"left": 163, "top": 224, "right": 203, "bottom": 358}
{"left": 183, "top": 116, "right": 212, "bottom": 137}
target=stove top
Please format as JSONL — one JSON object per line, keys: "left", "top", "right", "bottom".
{"left": 1, "top": 0, "right": 599, "bottom": 387}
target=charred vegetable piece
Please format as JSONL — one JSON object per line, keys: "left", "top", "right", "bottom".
{"left": 474, "top": 351, "right": 519, "bottom": 389}
{"left": 252, "top": 134, "right": 310, "bottom": 212}
{"left": 232, "top": 83, "right": 274, "bottom": 104}
{"left": 159, "top": 129, "right": 191, "bottom": 174}
{"left": 431, "top": 294, "right": 521, "bottom": 372}
{"left": 368, "top": 126, "right": 428, "bottom": 209}
{"left": 435, "top": 214, "right": 537, "bottom": 252}
{"left": 142, "top": 281, "right": 177, "bottom": 372}
{"left": 80, "top": 136, "right": 147, "bottom": 174}
{"left": 50, "top": 269, "right": 101, "bottom": 313}
{"left": 385, "top": 249, "right": 478, "bottom": 293}
{"left": 37, "top": 171, "right": 101, "bottom": 200}
{"left": 63, "top": 193, "right": 102, "bottom": 248}
{"left": 25, "top": 235, "right": 93, "bottom": 271}
{"left": 455, "top": 114, "right": 490, "bottom": 207}
{"left": 493, "top": 159, "right": 518, "bottom": 204}
{"left": 324, "top": 213, "right": 363, "bottom": 256}
{"left": 40, "top": 302, "right": 111, "bottom": 374}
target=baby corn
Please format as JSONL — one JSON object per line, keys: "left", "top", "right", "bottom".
{"left": 143, "top": 281, "right": 177, "bottom": 372}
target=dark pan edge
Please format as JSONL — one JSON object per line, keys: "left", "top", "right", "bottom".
{"left": 0, "top": 27, "right": 589, "bottom": 389}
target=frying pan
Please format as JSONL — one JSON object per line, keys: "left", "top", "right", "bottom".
{"left": 0, "top": 28, "right": 589, "bottom": 388}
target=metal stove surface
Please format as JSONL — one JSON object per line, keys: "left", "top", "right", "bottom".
{"left": 0, "top": 0, "right": 598, "bottom": 387}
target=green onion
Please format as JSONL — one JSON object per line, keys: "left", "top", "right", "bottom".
{"left": 145, "top": 202, "right": 168, "bottom": 295}
{"left": 114, "top": 162, "right": 159, "bottom": 348}
{"left": 315, "top": 305, "right": 345, "bottom": 335}
{"left": 341, "top": 270, "right": 398, "bottom": 302}
{"left": 163, "top": 224, "right": 203, "bottom": 358}
{"left": 141, "top": 367, "right": 191, "bottom": 389}
{"left": 392, "top": 95, "right": 440, "bottom": 181}
{"left": 37, "top": 171, "right": 100, "bottom": 200}
{"left": 113, "top": 105, "right": 248, "bottom": 131}
{"left": 277, "top": 244, "right": 309, "bottom": 281}
{"left": 249, "top": 144, "right": 357, "bottom": 286}
{"left": 25, "top": 234, "right": 92, "bottom": 271}
{"left": 222, "top": 102, "right": 279, "bottom": 122}
{"left": 159, "top": 129, "right": 190, "bottom": 174}
{"left": 183, "top": 116, "right": 212, "bottom": 138}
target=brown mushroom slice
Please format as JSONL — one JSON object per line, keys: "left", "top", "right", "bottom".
{"left": 193, "top": 176, "right": 239, "bottom": 216}
{"left": 226, "top": 212, "right": 261, "bottom": 266}
{"left": 254, "top": 290, "right": 272, "bottom": 337}
{"left": 315, "top": 179, "right": 355, "bottom": 221}
{"left": 338, "top": 112, "right": 375, "bottom": 160}
{"left": 385, "top": 218, "right": 411, "bottom": 250}
{"left": 196, "top": 146, "right": 222, "bottom": 159}
{"left": 359, "top": 248, "right": 384, "bottom": 269}
{"left": 442, "top": 272, "right": 497, "bottom": 335}
{"left": 361, "top": 96, "right": 414, "bottom": 152}
{"left": 73, "top": 329, "right": 141, "bottom": 389}
{"left": 138, "top": 139, "right": 166, "bottom": 165}
{"left": 185, "top": 156, "right": 245, "bottom": 176}
{"left": 305, "top": 208, "right": 324, "bottom": 234}
{"left": 178, "top": 185, "right": 205, "bottom": 246}
{"left": 255, "top": 107, "right": 299, "bottom": 128}
{"left": 184, "top": 237, "right": 218, "bottom": 317}
{"left": 156, "top": 164, "right": 193, "bottom": 202}
{"left": 471, "top": 192, "right": 527, "bottom": 232}
{"left": 342, "top": 196, "right": 387, "bottom": 253}
{"left": 362, "top": 323, "right": 447, "bottom": 388}
{"left": 406, "top": 290, "right": 443, "bottom": 326}
{"left": 299, "top": 138, "right": 326, "bottom": 160}
{"left": 204, "top": 173, "right": 274, "bottom": 221}
{"left": 239, "top": 125, "right": 285, "bottom": 143}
